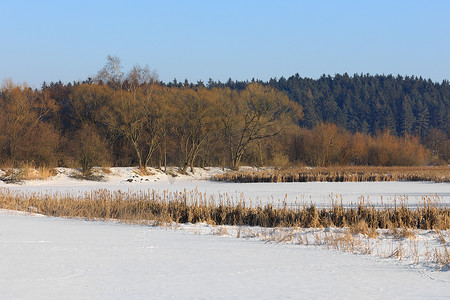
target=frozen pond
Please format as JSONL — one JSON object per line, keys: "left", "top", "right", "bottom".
{"left": 1, "top": 168, "right": 448, "bottom": 207}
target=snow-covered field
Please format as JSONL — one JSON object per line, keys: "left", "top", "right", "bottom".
{"left": 1, "top": 211, "right": 449, "bottom": 299}
{"left": 1, "top": 167, "right": 449, "bottom": 299}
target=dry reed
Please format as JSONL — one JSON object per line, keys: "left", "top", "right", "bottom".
{"left": 0, "top": 188, "right": 448, "bottom": 230}
{"left": 212, "top": 166, "right": 450, "bottom": 183}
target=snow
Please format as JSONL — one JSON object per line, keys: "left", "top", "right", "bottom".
{"left": 1, "top": 167, "right": 448, "bottom": 207}
{"left": 1, "top": 212, "right": 449, "bottom": 299}
{"left": 1, "top": 167, "right": 449, "bottom": 299}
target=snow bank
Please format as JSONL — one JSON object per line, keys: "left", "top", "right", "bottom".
{"left": 1, "top": 212, "right": 449, "bottom": 299}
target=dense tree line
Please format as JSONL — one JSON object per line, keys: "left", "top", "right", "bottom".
{"left": 205, "top": 73, "right": 449, "bottom": 137}
{"left": 0, "top": 58, "right": 302, "bottom": 172}
{"left": 0, "top": 58, "right": 448, "bottom": 171}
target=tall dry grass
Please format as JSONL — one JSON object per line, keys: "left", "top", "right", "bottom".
{"left": 0, "top": 188, "right": 448, "bottom": 230}
{"left": 212, "top": 166, "right": 450, "bottom": 183}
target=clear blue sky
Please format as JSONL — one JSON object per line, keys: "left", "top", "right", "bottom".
{"left": 1, "top": 0, "right": 449, "bottom": 88}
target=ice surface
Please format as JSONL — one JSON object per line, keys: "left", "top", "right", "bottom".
{"left": 1, "top": 167, "right": 448, "bottom": 206}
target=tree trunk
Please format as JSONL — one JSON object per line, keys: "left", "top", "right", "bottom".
{"left": 131, "top": 140, "right": 143, "bottom": 170}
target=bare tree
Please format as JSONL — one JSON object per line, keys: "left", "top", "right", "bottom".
{"left": 96, "top": 55, "right": 124, "bottom": 90}
{"left": 219, "top": 83, "right": 303, "bottom": 169}
{"left": 73, "top": 123, "right": 111, "bottom": 175}
{"left": 97, "top": 57, "right": 163, "bottom": 171}
{"left": 103, "top": 82, "right": 166, "bottom": 171}
{"left": 171, "top": 88, "right": 219, "bottom": 173}
{"left": 126, "top": 64, "right": 159, "bottom": 93}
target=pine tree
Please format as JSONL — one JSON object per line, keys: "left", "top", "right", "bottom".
{"left": 415, "top": 101, "right": 430, "bottom": 137}
{"left": 360, "top": 120, "right": 370, "bottom": 135}
{"left": 302, "top": 100, "right": 319, "bottom": 128}
{"left": 400, "top": 96, "right": 415, "bottom": 135}
{"left": 382, "top": 105, "right": 397, "bottom": 135}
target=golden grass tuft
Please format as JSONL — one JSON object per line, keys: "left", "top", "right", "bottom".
{"left": 0, "top": 163, "right": 56, "bottom": 182}
{"left": 102, "top": 167, "right": 113, "bottom": 174}
{"left": 349, "top": 220, "right": 378, "bottom": 238}
{"left": 133, "top": 167, "right": 156, "bottom": 176}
